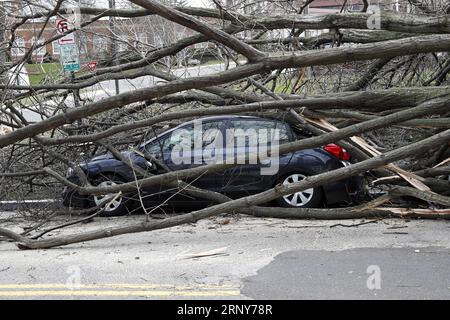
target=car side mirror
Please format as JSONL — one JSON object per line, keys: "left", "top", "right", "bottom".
{"left": 144, "top": 159, "right": 158, "bottom": 172}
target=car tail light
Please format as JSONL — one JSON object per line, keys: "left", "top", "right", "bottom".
{"left": 323, "top": 143, "right": 350, "bottom": 161}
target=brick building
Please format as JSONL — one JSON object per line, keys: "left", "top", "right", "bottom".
{"left": 7, "top": 2, "right": 195, "bottom": 63}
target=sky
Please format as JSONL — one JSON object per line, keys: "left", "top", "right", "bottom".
{"left": 116, "top": 0, "right": 212, "bottom": 8}
{"left": 57, "top": 0, "right": 212, "bottom": 8}
{"left": 187, "top": 0, "right": 210, "bottom": 6}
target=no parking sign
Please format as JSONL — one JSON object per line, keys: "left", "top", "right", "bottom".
{"left": 55, "top": 18, "right": 80, "bottom": 72}
{"left": 56, "top": 18, "right": 76, "bottom": 45}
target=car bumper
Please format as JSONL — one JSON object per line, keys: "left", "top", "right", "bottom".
{"left": 323, "top": 161, "right": 367, "bottom": 205}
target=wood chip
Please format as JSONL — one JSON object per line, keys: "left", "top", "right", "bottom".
{"left": 181, "top": 247, "right": 229, "bottom": 259}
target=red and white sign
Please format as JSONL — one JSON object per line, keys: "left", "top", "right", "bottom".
{"left": 87, "top": 61, "right": 98, "bottom": 72}
{"left": 56, "top": 18, "right": 75, "bottom": 45}
{"left": 56, "top": 19, "right": 70, "bottom": 34}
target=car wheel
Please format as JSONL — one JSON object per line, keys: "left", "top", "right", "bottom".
{"left": 90, "top": 174, "right": 133, "bottom": 217}
{"left": 276, "top": 173, "right": 324, "bottom": 208}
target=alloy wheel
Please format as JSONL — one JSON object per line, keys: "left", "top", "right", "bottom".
{"left": 93, "top": 180, "right": 122, "bottom": 212}
{"left": 282, "top": 174, "right": 314, "bottom": 207}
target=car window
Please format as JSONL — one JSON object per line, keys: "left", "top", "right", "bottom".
{"left": 144, "top": 125, "right": 193, "bottom": 157}
{"left": 194, "top": 121, "right": 223, "bottom": 149}
{"left": 144, "top": 121, "right": 223, "bottom": 157}
{"left": 291, "top": 124, "right": 314, "bottom": 140}
{"left": 227, "top": 119, "right": 290, "bottom": 148}
{"left": 144, "top": 134, "right": 169, "bottom": 157}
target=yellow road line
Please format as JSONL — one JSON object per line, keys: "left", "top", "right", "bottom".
{"left": 0, "top": 290, "right": 241, "bottom": 297}
{"left": 0, "top": 283, "right": 241, "bottom": 297}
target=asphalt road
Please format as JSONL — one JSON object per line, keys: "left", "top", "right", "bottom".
{"left": 0, "top": 214, "right": 449, "bottom": 299}
{"left": 242, "top": 247, "right": 450, "bottom": 299}
{"left": 87, "top": 62, "right": 232, "bottom": 98}
{"left": 22, "top": 62, "right": 234, "bottom": 123}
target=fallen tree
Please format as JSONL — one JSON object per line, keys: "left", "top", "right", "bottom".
{"left": 0, "top": 0, "right": 449, "bottom": 250}
{"left": 1, "top": 128, "right": 450, "bottom": 249}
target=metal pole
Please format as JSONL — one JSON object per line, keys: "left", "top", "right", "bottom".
{"left": 70, "top": 71, "right": 80, "bottom": 108}
{"left": 0, "top": 1, "right": 7, "bottom": 86}
{"left": 109, "top": 0, "right": 119, "bottom": 95}
{"left": 70, "top": 70, "right": 82, "bottom": 135}
{"left": 72, "top": 2, "right": 81, "bottom": 110}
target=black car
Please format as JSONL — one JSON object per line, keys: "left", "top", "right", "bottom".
{"left": 62, "top": 115, "right": 364, "bottom": 216}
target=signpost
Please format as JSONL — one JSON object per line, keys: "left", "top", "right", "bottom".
{"left": 55, "top": 14, "right": 81, "bottom": 121}
{"left": 56, "top": 18, "right": 80, "bottom": 72}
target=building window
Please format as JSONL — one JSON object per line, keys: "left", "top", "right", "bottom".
{"left": 52, "top": 40, "right": 61, "bottom": 55}
{"left": 134, "top": 32, "right": 148, "bottom": 52}
{"left": 32, "top": 37, "right": 46, "bottom": 56}
{"left": 12, "top": 37, "right": 26, "bottom": 56}
{"left": 93, "top": 35, "right": 107, "bottom": 52}
{"left": 136, "top": 32, "right": 147, "bottom": 44}
{"left": 117, "top": 33, "right": 128, "bottom": 52}
{"left": 154, "top": 35, "right": 163, "bottom": 47}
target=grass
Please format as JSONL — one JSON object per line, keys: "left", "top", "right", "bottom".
{"left": 25, "top": 63, "right": 63, "bottom": 85}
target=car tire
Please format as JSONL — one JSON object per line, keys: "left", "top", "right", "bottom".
{"left": 89, "top": 173, "right": 134, "bottom": 217}
{"left": 275, "top": 173, "right": 324, "bottom": 208}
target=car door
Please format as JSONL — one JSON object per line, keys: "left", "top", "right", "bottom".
{"left": 141, "top": 120, "right": 225, "bottom": 205}
{"left": 187, "top": 120, "right": 226, "bottom": 195}
{"left": 139, "top": 128, "right": 182, "bottom": 204}
{"left": 221, "top": 118, "right": 293, "bottom": 198}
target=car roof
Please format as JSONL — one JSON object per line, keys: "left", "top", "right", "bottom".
{"left": 184, "top": 115, "right": 260, "bottom": 124}
{"left": 169, "top": 115, "right": 287, "bottom": 132}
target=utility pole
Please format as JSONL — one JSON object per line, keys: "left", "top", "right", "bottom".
{"left": 0, "top": 0, "right": 11, "bottom": 132}
{"left": 0, "top": 0, "right": 7, "bottom": 87}
{"left": 109, "top": 0, "right": 120, "bottom": 95}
